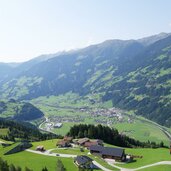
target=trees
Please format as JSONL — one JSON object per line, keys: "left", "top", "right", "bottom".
{"left": 56, "top": 159, "right": 66, "bottom": 171}
{"left": 42, "top": 167, "right": 48, "bottom": 171}
{"left": 67, "top": 124, "right": 167, "bottom": 148}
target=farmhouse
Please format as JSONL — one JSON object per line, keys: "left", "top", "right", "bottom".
{"left": 90, "top": 145, "right": 125, "bottom": 161}
{"left": 57, "top": 136, "right": 73, "bottom": 148}
{"left": 84, "top": 139, "right": 103, "bottom": 149}
{"left": 77, "top": 138, "right": 89, "bottom": 146}
{"left": 57, "top": 140, "right": 71, "bottom": 148}
{"left": 76, "top": 138, "right": 103, "bottom": 148}
{"left": 74, "top": 155, "right": 94, "bottom": 169}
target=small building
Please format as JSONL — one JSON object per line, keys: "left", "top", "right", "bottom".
{"left": 102, "top": 147, "right": 125, "bottom": 161}
{"left": 84, "top": 139, "right": 103, "bottom": 149}
{"left": 74, "top": 155, "right": 94, "bottom": 169}
{"left": 36, "top": 145, "right": 45, "bottom": 152}
{"left": 57, "top": 136, "right": 73, "bottom": 148}
{"left": 57, "top": 140, "right": 71, "bottom": 148}
{"left": 77, "top": 138, "right": 90, "bottom": 146}
{"left": 53, "top": 123, "right": 63, "bottom": 128}
{"left": 90, "top": 145, "right": 125, "bottom": 161}
{"left": 63, "top": 136, "right": 73, "bottom": 143}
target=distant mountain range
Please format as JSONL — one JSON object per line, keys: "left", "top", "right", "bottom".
{"left": 0, "top": 32, "right": 171, "bottom": 126}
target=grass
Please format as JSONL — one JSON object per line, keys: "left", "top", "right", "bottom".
{"left": 116, "top": 148, "right": 171, "bottom": 169}
{"left": 0, "top": 148, "right": 78, "bottom": 171}
{"left": 31, "top": 92, "right": 170, "bottom": 150}
{"left": 0, "top": 128, "right": 9, "bottom": 136}
{"left": 91, "top": 155, "right": 119, "bottom": 170}
{"left": 140, "top": 165, "right": 171, "bottom": 171}
{"left": 30, "top": 139, "right": 59, "bottom": 150}
{"left": 115, "top": 120, "right": 169, "bottom": 146}
{"left": 51, "top": 147, "right": 89, "bottom": 155}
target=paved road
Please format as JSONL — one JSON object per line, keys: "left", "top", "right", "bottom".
{"left": 134, "top": 161, "right": 171, "bottom": 171}
{"left": 107, "top": 161, "right": 171, "bottom": 171}
{"left": 26, "top": 149, "right": 77, "bottom": 158}
{"left": 26, "top": 149, "right": 171, "bottom": 171}
{"left": 92, "top": 161, "right": 112, "bottom": 171}
{"left": 26, "top": 149, "right": 113, "bottom": 171}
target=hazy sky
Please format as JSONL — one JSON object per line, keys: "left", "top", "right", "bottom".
{"left": 0, "top": 0, "right": 171, "bottom": 63}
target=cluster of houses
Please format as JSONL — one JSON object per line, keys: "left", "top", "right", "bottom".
{"left": 36, "top": 136, "right": 132, "bottom": 169}
{"left": 57, "top": 137, "right": 103, "bottom": 149}
{"left": 56, "top": 136, "right": 128, "bottom": 169}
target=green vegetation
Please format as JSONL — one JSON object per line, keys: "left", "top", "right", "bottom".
{"left": 67, "top": 124, "right": 165, "bottom": 148}
{"left": 0, "top": 128, "right": 9, "bottom": 136}
{"left": 116, "top": 148, "right": 171, "bottom": 169}
{"left": 30, "top": 92, "right": 170, "bottom": 146}
{"left": 140, "top": 165, "right": 171, "bottom": 171}
{"left": 0, "top": 100, "right": 44, "bottom": 121}
{"left": 0, "top": 118, "right": 58, "bottom": 141}
{"left": 31, "top": 139, "right": 59, "bottom": 150}
{"left": 0, "top": 148, "right": 77, "bottom": 171}
{"left": 115, "top": 120, "right": 169, "bottom": 145}
{"left": 52, "top": 148, "right": 89, "bottom": 156}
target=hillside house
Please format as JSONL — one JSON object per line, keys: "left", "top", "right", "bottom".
{"left": 84, "top": 139, "right": 103, "bottom": 149}
{"left": 57, "top": 136, "right": 73, "bottom": 148}
{"left": 90, "top": 145, "right": 125, "bottom": 161}
{"left": 74, "top": 155, "right": 94, "bottom": 169}
{"left": 77, "top": 138, "right": 90, "bottom": 146}
{"left": 76, "top": 138, "right": 103, "bottom": 148}
{"left": 57, "top": 140, "right": 71, "bottom": 148}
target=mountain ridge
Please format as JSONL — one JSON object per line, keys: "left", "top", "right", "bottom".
{"left": 0, "top": 32, "right": 171, "bottom": 126}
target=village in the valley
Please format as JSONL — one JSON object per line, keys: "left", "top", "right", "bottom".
{"left": 41, "top": 107, "right": 135, "bottom": 132}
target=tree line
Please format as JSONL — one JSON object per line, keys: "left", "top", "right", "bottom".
{"left": 67, "top": 124, "right": 166, "bottom": 148}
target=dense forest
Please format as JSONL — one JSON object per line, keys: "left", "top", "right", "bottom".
{"left": 67, "top": 124, "right": 166, "bottom": 148}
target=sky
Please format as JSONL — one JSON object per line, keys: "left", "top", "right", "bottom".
{"left": 0, "top": 0, "right": 171, "bottom": 63}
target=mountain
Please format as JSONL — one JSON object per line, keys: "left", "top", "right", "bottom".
{"left": 0, "top": 100, "right": 44, "bottom": 121}
{"left": 0, "top": 33, "right": 170, "bottom": 126}
{"left": 137, "top": 32, "right": 171, "bottom": 46}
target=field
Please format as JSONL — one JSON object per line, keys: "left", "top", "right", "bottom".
{"left": 30, "top": 93, "right": 171, "bottom": 146}
{"left": 141, "top": 165, "right": 171, "bottom": 171}
{"left": 116, "top": 147, "right": 171, "bottom": 169}
{"left": 0, "top": 148, "right": 77, "bottom": 171}
{"left": 0, "top": 128, "right": 9, "bottom": 136}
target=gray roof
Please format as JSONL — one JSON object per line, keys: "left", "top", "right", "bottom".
{"left": 102, "top": 147, "right": 124, "bottom": 157}
{"left": 89, "top": 145, "right": 103, "bottom": 152}
{"left": 75, "top": 155, "right": 92, "bottom": 165}
{"left": 90, "top": 145, "right": 124, "bottom": 157}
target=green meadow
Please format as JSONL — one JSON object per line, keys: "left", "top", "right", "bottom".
{"left": 0, "top": 128, "right": 9, "bottom": 136}
{"left": 116, "top": 148, "right": 171, "bottom": 169}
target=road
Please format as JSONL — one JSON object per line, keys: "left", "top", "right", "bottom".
{"left": 107, "top": 160, "right": 171, "bottom": 171}
{"left": 26, "top": 149, "right": 77, "bottom": 158}
{"left": 26, "top": 148, "right": 171, "bottom": 171}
